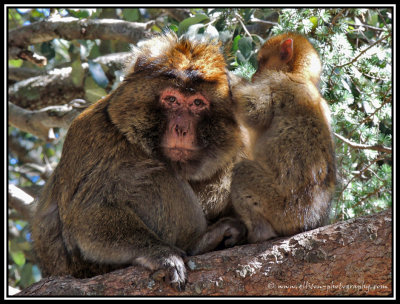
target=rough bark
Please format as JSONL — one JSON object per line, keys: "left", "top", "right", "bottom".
{"left": 8, "top": 52, "right": 130, "bottom": 110}
{"left": 14, "top": 209, "right": 392, "bottom": 297}
{"left": 8, "top": 17, "right": 152, "bottom": 61}
{"left": 8, "top": 100, "right": 89, "bottom": 141}
{"left": 8, "top": 67, "right": 86, "bottom": 110}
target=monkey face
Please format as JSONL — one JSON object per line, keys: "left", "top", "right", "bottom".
{"left": 159, "top": 87, "right": 209, "bottom": 163}
{"left": 108, "top": 33, "right": 242, "bottom": 181}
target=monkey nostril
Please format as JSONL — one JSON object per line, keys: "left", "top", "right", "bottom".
{"left": 174, "top": 125, "right": 187, "bottom": 137}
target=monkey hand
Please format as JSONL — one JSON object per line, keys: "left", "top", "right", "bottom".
{"left": 222, "top": 217, "right": 247, "bottom": 248}
{"left": 137, "top": 249, "right": 187, "bottom": 291}
{"left": 187, "top": 217, "right": 247, "bottom": 256}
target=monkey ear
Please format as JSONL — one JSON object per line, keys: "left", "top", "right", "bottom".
{"left": 279, "top": 38, "right": 294, "bottom": 63}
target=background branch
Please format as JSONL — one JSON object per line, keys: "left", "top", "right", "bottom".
{"left": 8, "top": 185, "right": 36, "bottom": 221}
{"left": 8, "top": 100, "right": 89, "bottom": 141}
{"left": 334, "top": 132, "right": 392, "bottom": 154}
{"left": 8, "top": 17, "right": 152, "bottom": 62}
{"left": 8, "top": 52, "right": 130, "bottom": 109}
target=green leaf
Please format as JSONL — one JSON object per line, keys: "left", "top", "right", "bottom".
{"left": 310, "top": 16, "right": 318, "bottom": 29}
{"left": 236, "top": 50, "right": 247, "bottom": 65}
{"left": 238, "top": 37, "right": 253, "bottom": 59}
{"left": 19, "top": 263, "right": 35, "bottom": 288}
{"left": 8, "top": 59, "right": 23, "bottom": 68}
{"left": 123, "top": 8, "right": 140, "bottom": 22}
{"left": 11, "top": 251, "right": 26, "bottom": 266}
{"left": 88, "top": 44, "right": 100, "bottom": 59}
{"left": 232, "top": 35, "right": 242, "bottom": 52}
{"left": 178, "top": 14, "right": 209, "bottom": 36}
{"left": 68, "top": 9, "right": 90, "bottom": 19}
{"left": 71, "top": 59, "right": 85, "bottom": 87}
{"left": 169, "top": 24, "right": 179, "bottom": 33}
{"left": 84, "top": 76, "right": 108, "bottom": 103}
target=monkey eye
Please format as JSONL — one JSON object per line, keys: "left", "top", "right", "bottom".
{"left": 193, "top": 99, "right": 204, "bottom": 107}
{"left": 165, "top": 96, "right": 176, "bottom": 103}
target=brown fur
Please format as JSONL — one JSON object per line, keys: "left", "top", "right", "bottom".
{"left": 231, "top": 33, "right": 336, "bottom": 243}
{"left": 32, "top": 33, "right": 245, "bottom": 288}
{"left": 253, "top": 32, "right": 322, "bottom": 86}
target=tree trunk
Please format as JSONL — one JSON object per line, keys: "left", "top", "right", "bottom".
{"left": 15, "top": 209, "right": 392, "bottom": 297}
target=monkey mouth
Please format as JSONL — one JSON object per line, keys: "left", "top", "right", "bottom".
{"left": 162, "top": 146, "right": 198, "bottom": 162}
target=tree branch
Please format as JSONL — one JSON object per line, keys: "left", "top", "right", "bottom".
{"left": 8, "top": 185, "right": 35, "bottom": 221}
{"left": 9, "top": 48, "right": 47, "bottom": 66}
{"left": 15, "top": 209, "right": 392, "bottom": 297}
{"left": 8, "top": 100, "right": 89, "bottom": 141}
{"left": 8, "top": 52, "right": 130, "bottom": 110}
{"left": 334, "top": 132, "right": 392, "bottom": 154}
{"left": 8, "top": 67, "right": 45, "bottom": 82}
{"left": 8, "top": 67, "right": 85, "bottom": 110}
{"left": 161, "top": 8, "right": 191, "bottom": 22}
{"left": 8, "top": 17, "right": 153, "bottom": 63}
{"left": 334, "top": 33, "right": 391, "bottom": 69}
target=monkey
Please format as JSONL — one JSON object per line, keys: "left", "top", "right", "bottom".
{"left": 230, "top": 32, "right": 336, "bottom": 243}
{"left": 252, "top": 32, "right": 322, "bottom": 86}
{"left": 31, "top": 32, "right": 246, "bottom": 290}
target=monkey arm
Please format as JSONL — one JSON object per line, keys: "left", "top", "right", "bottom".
{"left": 67, "top": 201, "right": 183, "bottom": 264}
{"left": 70, "top": 201, "right": 188, "bottom": 290}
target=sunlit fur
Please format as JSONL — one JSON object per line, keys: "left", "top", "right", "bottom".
{"left": 109, "top": 32, "right": 242, "bottom": 181}
{"left": 31, "top": 33, "right": 245, "bottom": 282}
{"left": 231, "top": 33, "right": 336, "bottom": 242}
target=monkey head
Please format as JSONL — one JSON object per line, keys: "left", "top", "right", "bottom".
{"left": 107, "top": 33, "right": 241, "bottom": 181}
{"left": 253, "top": 32, "right": 322, "bottom": 86}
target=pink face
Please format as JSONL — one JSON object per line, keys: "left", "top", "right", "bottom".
{"left": 160, "top": 88, "right": 210, "bottom": 162}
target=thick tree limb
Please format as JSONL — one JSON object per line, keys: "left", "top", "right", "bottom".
{"left": 334, "top": 132, "right": 392, "bottom": 154}
{"left": 15, "top": 209, "right": 392, "bottom": 297}
{"left": 8, "top": 17, "right": 152, "bottom": 62}
{"left": 8, "top": 67, "right": 85, "bottom": 110}
{"left": 8, "top": 100, "right": 88, "bottom": 141}
{"left": 8, "top": 52, "right": 130, "bottom": 109}
{"left": 8, "top": 67, "right": 46, "bottom": 82}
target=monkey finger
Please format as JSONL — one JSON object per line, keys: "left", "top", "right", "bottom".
{"left": 157, "top": 254, "right": 187, "bottom": 291}
{"left": 223, "top": 220, "right": 247, "bottom": 248}
{"left": 150, "top": 265, "right": 186, "bottom": 291}
{"left": 167, "top": 267, "right": 187, "bottom": 292}
{"left": 151, "top": 269, "right": 167, "bottom": 282}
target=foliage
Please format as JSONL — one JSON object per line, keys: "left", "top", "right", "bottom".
{"left": 7, "top": 7, "right": 392, "bottom": 290}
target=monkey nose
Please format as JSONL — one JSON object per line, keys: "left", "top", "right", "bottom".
{"left": 174, "top": 125, "right": 188, "bottom": 137}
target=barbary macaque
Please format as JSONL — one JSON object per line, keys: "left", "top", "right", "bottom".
{"left": 231, "top": 32, "right": 336, "bottom": 243}
{"left": 32, "top": 32, "right": 246, "bottom": 290}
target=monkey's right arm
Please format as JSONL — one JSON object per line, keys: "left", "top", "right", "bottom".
{"left": 56, "top": 159, "right": 207, "bottom": 290}
{"left": 68, "top": 200, "right": 187, "bottom": 288}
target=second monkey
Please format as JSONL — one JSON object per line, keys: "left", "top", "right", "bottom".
{"left": 231, "top": 33, "right": 336, "bottom": 243}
